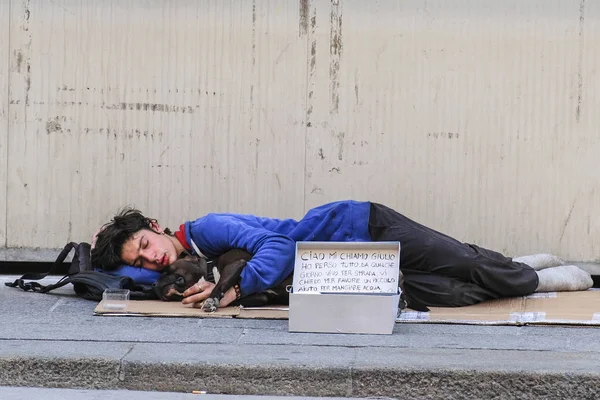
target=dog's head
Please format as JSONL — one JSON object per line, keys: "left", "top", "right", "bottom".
{"left": 153, "top": 255, "right": 209, "bottom": 301}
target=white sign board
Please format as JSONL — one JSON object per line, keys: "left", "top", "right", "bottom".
{"left": 289, "top": 241, "right": 402, "bottom": 335}
{"left": 292, "top": 242, "right": 401, "bottom": 294}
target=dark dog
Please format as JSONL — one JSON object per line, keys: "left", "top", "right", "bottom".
{"left": 153, "top": 249, "right": 292, "bottom": 312}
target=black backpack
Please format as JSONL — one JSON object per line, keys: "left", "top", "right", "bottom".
{"left": 5, "top": 242, "right": 158, "bottom": 301}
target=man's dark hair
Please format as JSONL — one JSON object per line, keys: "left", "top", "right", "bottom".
{"left": 91, "top": 207, "right": 156, "bottom": 270}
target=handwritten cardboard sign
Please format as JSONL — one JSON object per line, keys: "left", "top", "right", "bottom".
{"left": 292, "top": 242, "right": 401, "bottom": 294}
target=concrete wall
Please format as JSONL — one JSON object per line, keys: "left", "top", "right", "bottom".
{"left": 1, "top": 0, "right": 599, "bottom": 262}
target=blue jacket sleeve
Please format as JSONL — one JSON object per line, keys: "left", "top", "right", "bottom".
{"left": 189, "top": 215, "right": 295, "bottom": 295}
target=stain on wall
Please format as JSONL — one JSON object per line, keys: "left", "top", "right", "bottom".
{"left": 45, "top": 118, "right": 62, "bottom": 134}
{"left": 329, "top": 0, "right": 342, "bottom": 114}
{"left": 299, "top": 0, "right": 310, "bottom": 37}
{"left": 102, "top": 102, "right": 196, "bottom": 113}
{"left": 575, "top": 0, "right": 585, "bottom": 122}
{"left": 306, "top": 8, "right": 317, "bottom": 128}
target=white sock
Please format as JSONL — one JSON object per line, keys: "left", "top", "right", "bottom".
{"left": 535, "top": 265, "right": 593, "bottom": 292}
{"left": 513, "top": 254, "right": 564, "bottom": 271}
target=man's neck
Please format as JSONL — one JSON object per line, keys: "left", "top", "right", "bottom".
{"left": 168, "top": 234, "right": 186, "bottom": 255}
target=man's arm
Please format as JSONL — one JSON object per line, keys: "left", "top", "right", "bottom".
{"left": 187, "top": 214, "right": 296, "bottom": 296}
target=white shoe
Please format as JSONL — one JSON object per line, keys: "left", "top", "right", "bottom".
{"left": 535, "top": 265, "right": 593, "bottom": 292}
{"left": 513, "top": 254, "right": 564, "bottom": 271}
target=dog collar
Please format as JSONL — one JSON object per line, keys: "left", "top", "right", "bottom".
{"left": 188, "top": 239, "right": 219, "bottom": 283}
{"left": 205, "top": 259, "right": 215, "bottom": 283}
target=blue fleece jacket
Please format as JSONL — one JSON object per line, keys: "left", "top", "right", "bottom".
{"left": 183, "top": 200, "right": 372, "bottom": 295}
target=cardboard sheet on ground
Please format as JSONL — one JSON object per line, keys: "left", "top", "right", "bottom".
{"left": 94, "top": 300, "right": 289, "bottom": 319}
{"left": 94, "top": 289, "right": 600, "bottom": 326}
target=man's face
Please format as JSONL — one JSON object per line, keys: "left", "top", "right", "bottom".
{"left": 120, "top": 228, "right": 179, "bottom": 271}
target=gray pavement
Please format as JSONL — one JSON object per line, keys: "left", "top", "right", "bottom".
{"left": 1, "top": 275, "right": 600, "bottom": 399}
{"left": 0, "top": 386, "right": 379, "bottom": 400}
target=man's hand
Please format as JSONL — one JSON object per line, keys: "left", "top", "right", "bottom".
{"left": 181, "top": 281, "right": 237, "bottom": 310}
{"left": 182, "top": 281, "right": 216, "bottom": 305}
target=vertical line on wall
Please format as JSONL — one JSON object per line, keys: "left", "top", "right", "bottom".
{"left": 4, "top": 0, "right": 12, "bottom": 247}
{"left": 301, "top": 0, "right": 311, "bottom": 213}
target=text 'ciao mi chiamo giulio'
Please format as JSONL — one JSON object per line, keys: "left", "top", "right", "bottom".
{"left": 293, "top": 249, "right": 399, "bottom": 294}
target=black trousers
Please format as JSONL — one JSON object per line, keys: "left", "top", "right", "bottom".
{"left": 368, "top": 203, "right": 539, "bottom": 309}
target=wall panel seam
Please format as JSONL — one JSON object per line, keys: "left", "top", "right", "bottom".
{"left": 4, "top": 0, "right": 11, "bottom": 247}
{"left": 301, "top": 0, "right": 310, "bottom": 214}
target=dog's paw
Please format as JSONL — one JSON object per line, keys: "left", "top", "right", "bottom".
{"left": 202, "top": 297, "right": 220, "bottom": 312}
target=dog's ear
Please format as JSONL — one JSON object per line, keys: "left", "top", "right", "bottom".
{"left": 180, "top": 254, "right": 205, "bottom": 265}
{"left": 161, "top": 263, "right": 176, "bottom": 275}
{"left": 163, "top": 256, "right": 192, "bottom": 274}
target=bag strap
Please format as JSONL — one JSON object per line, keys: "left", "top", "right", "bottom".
{"left": 75, "top": 242, "right": 93, "bottom": 272}
{"left": 5, "top": 242, "right": 159, "bottom": 301}
{"left": 8, "top": 272, "right": 77, "bottom": 294}
{"left": 4, "top": 242, "right": 88, "bottom": 291}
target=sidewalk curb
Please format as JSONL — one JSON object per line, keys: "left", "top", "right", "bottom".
{"left": 2, "top": 355, "right": 599, "bottom": 399}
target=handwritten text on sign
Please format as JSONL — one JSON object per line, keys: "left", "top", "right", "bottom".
{"left": 293, "top": 248, "right": 399, "bottom": 294}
